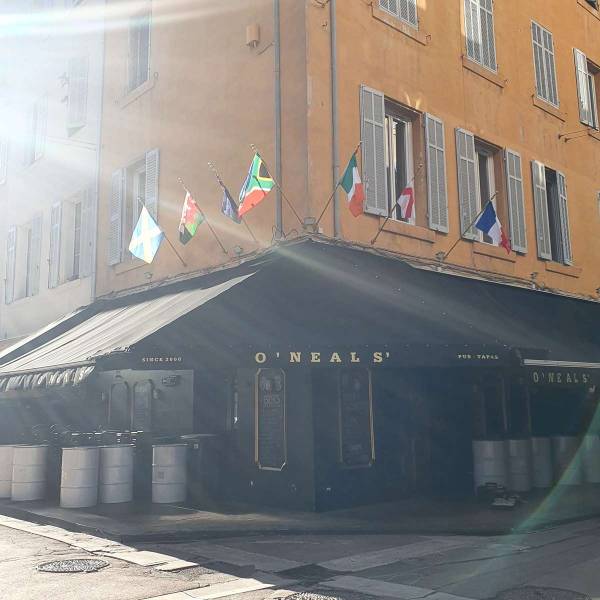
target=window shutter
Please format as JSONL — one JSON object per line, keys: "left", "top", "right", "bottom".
{"left": 403, "top": 0, "right": 418, "bottom": 27}
{"left": 425, "top": 114, "right": 449, "bottom": 233}
{"left": 455, "top": 128, "right": 479, "bottom": 240}
{"left": 29, "top": 215, "right": 42, "bottom": 296}
{"left": 34, "top": 96, "right": 48, "bottom": 162}
{"left": 479, "top": 0, "right": 497, "bottom": 71}
{"left": 4, "top": 226, "right": 16, "bottom": 304}
{"left": 0, "top": 139, "right": 8, "bottom": 185}
{"left": 67, "top": 56, "right": 89, "bottom": 130}
{"left": 574, "top": 49, "right": 593, "bottom": 127}
{"left": 531, "top": 160, "right": 552, "bottom": 260}
{"left": 79, "top": 186, "right": 95, "bottom": 277}
{"left": 504, "top": 150, "right": 527, "bottom": 253}
{"left": 557, "top": 171, "right": 572, "bottom": 265}
{"left": 465, "top": 0, "right": 481, "bottom": 64}
{"left": 145, "top": 148, "right": 160, "bottom": 220}
{"left": 48, "top": 202, "right": 62, "bottom": 288}
{"left": 361, "top": 85, "right": 387, "bottom": 217}
{"left": 108, "top": 169, "right": 124, "bottom": 266}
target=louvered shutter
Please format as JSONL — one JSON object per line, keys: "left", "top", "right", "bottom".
{"left": 28, "top": 215, "right": 42, "bottom": 296}
{"left": 67, "top": 56, "right": 89, "bottom": 130}
{"left": 403, "top": 0, "right": 418, "bottom": 27}
{"left": 145, "top": 148, "right": 160, "bottom": 220}
{"left": 479, "top": 0, "right": 496, "bottom": 71}
{"left": 425, "top": 114, "right": 448, "bottom": 232}
{"left": 505, "top": 150, "right": 527, "bottom": 253}
{"left": 379, "top": 0, "right": 397, "bottom": 14}
{"left": 531, "top": 161, "right": 552, "bottom": 260}
{"left": 34, "top": 96, "right": 48, "bottom": 161}
{"left": 4, "top": 226, "right": 16, "bottom": 304}
{"left": 455, "top": 128, "right": 479, "bottom": 240}
{"left": 361, "top": 86, "right": 387, "bottom": 217}
{"left": 48, "top": 203, "right": 62, "bottom": 288}
{"left": 108, "top": 169, "right": 124, "bottom": 265}
{"left": 79, "top": 186, "right": 95, "bottom": 277}
{"left": 465, "top": 0, "right": 481, "bottom": 64}
{"left": 574, "top": 49, "right": 593, "bottom": 127}
{"left": 0, "top": 139, "right": 8, "bottom": 185}
{"left": 557, "top": 171, "right": 572, "bottom": 265}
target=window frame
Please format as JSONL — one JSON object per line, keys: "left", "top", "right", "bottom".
{"left": 378, "top": 0, "right": 418, "bottom": 30}
{"left": 464, "top": 0, "right": 498, "bottom": 73}
{"left": 474, "top": 141, "right": 497, "bottom": 244}
{"left": 127, "top": 8, "right": 152, "bottom": 94}
{"left": 531, "top": 21, "right": 560, "bottom": 108}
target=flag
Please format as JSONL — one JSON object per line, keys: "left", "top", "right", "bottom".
{"left": 474, "top": 202, "right": 511, "bottom": 254}
{"left": 128, "top": 206, "right": 164, "bottom": 263}
{"left": 238, "top": 153, "right": 275, "bottom": 217}
{"left": 397, "top": 186, "right": 414, "bottom": 220}
{"left": 178, "top": 191, "right": 204, "bottom": 244}
{"left": 221, "top": 184, "right": 242, "bottom": 224}
{"left": 340, "top": 153, "right": 364, "bottom": 217}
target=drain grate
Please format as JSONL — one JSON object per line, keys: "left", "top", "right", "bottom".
{"left": 37, "top": 559, "right": 109, "bottom": 573}
{"left": 496, "top": 587, "right": 590, "bottom": 600}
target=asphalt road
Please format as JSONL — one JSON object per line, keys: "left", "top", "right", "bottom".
{"left": 2, "top": 516, "right": 600, "bottom": 600}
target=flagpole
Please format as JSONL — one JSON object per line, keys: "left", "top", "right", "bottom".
{"left": 207, "top": 162, "right": 259, "bottom": 244}
{"left": 250, "top": 144, "right": 304, "bottom": 229}
{"left": 315, "top": 140, "right": 362, "bottom": 228}
{"left": 441, "top": 192, "right": 498, "bottom": 262}
{"left": 178, "top": 178, "right": 229, "bottom": 255}
{"left": 136, "top": 196, "right": 188, "bottom": 268}
{"left": 370, "top": 162, "right": 425, "bottom": 246}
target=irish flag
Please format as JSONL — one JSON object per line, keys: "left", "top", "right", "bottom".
{"left": 341, "top": 153, "right": 364, "bottom": 217}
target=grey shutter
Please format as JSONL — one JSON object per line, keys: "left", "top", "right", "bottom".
{"left": 455, "top": 128, "right": 479, "bottom": 240}
{"left": 0, "top": 139, "right": 8, "bottom": 184}
{"left": 479, "top": 0, "right": 496, "bottom": 71}
{"left": 465, "top": 0, "right": 481, "bottom": 64}
{"left": 361, "top": 85, "right": 387, "bottom": 217}
{"left": 574, "top": 49, "right": 593, "bottom": 127}
{"left": 531, "top": 160, "right": 552, "bottom": 260}
{"left": 557, "top": 171, "right": 572, "bottom": 265}
{"left": 505, "top": 149, "right": 527, "bottom": 253}
{"left": 379, "top": 0, "right": 397, "bottom": 14}
{"left": 108, "top": 169, "right": 124, "bottom": 265}
{"left": 79, "top": 186, "right": 95, "bottom": 277}
{"left": 425, "top": 114, "right": 449, "bottom": 232}
{"left": 48, "top": 202, "right": 62, "bottom": 288}
{"left": 67, "top": 56, "right": 89, "bottom": 130}
{"left": 532, "top": 22, "right": 547, "bottom": 102}
{"left": 28, "top": 214, "right": 42, "bottom": 296}
{"left": 402, "top": 0, "right": 418, "bottom": 27}
{"left": 4, "top": 226, "right": 16, "bottom": 304}
{"left": 145, "top": 148, "right": 160, "bottom": 220}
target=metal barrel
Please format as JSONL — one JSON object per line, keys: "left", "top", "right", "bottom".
{"left": 582, "top": 434, "right": 600, "bottom": 483}
{"left": 152, "top": 444, "right": 187, "bottom": 504}
{"left": 99, "top": 445, "right": 134, "bottom": 504}
{"left": 507, "top": 438, "right": 533, "bottom": 492}
{"left": 11, "top": 445, "right": 48, "bottom": 501}
{"left": 552, "top": 436, "right": 583, "bottom": 485}
{"left": 472, "top": 440, "right": 508, "bottom": 490}
{"left": 0, "top": 446, "right": 14, "bottom": 498}
{"left": 531, "top": 437, "right": 553, "bottom": 488}
{"left": 60, "top": 447, "right": 100, "bottom": 508}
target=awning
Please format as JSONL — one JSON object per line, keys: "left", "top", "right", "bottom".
{"left": 0, "top": 273, "right": 253, "bottom": 391}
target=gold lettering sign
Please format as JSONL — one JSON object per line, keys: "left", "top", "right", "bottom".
{"left": 531, "top": 371, "right": 591, "bottom": 385}
{"left": 141, "top": 356, "right": 183, "bottom": 364}
{"left": 253, "top": 351, "right": 391, "bottom": 365}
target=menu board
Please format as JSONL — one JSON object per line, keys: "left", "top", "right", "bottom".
{"left": 255, "top": 369, "right": 286, "bottom": 470}
{"left": 339, "top": 368, "right": 374, "bottom": 467}
{"left": 132, "top": 380, "right": 153, "bottom": 432}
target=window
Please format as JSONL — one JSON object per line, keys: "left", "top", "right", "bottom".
{"left": 108, "top": 149, "right": 160, "bottom": 265}
{"left": 10, "top": 216, "right": 42, "bottom": 302}
{"left": 0, "top": 139, "right": 7, "bottom": 184}
{"left": 378, "top": 0, "right": 418, "bottom": 29}
{"left": 26, "top": 96, "right": 48, "bottom": 165}
{"left": 128, "top": 10, "right": 151, "bottom": 92}
{"left": 531, "top": 161, "right": 572, "bottom": 265}
{"left": 474, "top": 140, "right": 497, "bottom": 243}
{"left": 4, "top": 227, "right": 16, "bottom": 304}
{"left": 585, "top": 0, "right": 599, "bottom": 9}
{"left": 464, "top": 0, "right": 497, "bottom": 72}
{"left": 574, "top": 49, "right": 599, "bottom": 129}
{"left": 505, "top": 150, "right": 527, "bottom": 253}
{"left": 67, "top": 56, "right": 89, "bottom": 131}
{"left": 532, "top": 22, "right": 559, "bottom": 107}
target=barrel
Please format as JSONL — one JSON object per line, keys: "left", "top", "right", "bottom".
{"left": 0, "top": 446, "right": 14, "bottom": 498}
{"left": 582, "top": 434, "right": 600, "bottom": 483}
{"left": 11, "top": 445, "right": 48, "bottom": 501}
{"left": 507, "top": 439, "right": 533, "bottom": 492}
{"left": 552, "top": 436, "right": 583, "bottom": 485}
{"left": 531, "top": 437, "right": 553, "bottom": 488}
{"left": 60, "top": 447, "right": 100, "bottom": 508}
{"left": 152, "top": 444, "right": 187, "bottom": 504}
{"left": 99, "top": 445, "right": 134, "bottom": 504}
{"left": 472, "top": 440, "right": 508, "bottom": 490}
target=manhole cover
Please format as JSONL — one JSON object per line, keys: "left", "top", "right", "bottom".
{"left": 37, "top": 559, "right": 109, "bottom": 573}
{"left": 496, "top": 587, "right": 590, "bottom": 600}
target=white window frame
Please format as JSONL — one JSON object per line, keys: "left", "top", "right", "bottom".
{"left": 531, "top": 21, "right": 559, "bottom": 108}
{"left": 464, "top": 0, "right": 497, "bottom": 73}
{"left": 384, "top": 113, "right": 415, "bottom": 225}
{"left": 378, "top": 0, "right": 418, "bottom": 29}
{"left": 474, "top": 143, "right": 497, "bottom": 244}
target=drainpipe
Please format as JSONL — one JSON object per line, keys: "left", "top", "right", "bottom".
{"left": 330, "top": 0, "right": 340, "bottom": 238}
{"left": 274, "top": 0, "right": 283, "bottom": 239}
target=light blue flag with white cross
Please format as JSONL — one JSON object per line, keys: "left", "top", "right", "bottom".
{"left": 128, "top": 206, "right": 164, "bottom": 264}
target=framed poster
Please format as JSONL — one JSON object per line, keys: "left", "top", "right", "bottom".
{"left": 255, "top": 368, "right": 287, "bottom": 471}
{"left": 338, "top": 368, "right": 375, "bottom": 468}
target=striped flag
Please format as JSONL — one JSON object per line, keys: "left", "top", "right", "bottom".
{"left": 341, "top": 154, "right": 364, "bottom": 217}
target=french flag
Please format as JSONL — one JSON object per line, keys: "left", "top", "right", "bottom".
{"left": 474, "top": 202, "right": 511, "bottom": 254}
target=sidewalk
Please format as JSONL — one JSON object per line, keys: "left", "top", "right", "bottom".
{"left": 1, "top": 485, "right": 599, "bottom": 543}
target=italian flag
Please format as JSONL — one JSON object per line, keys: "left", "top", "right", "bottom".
{"left": 341, "top": 154, "right": 365, "bottom": 217}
